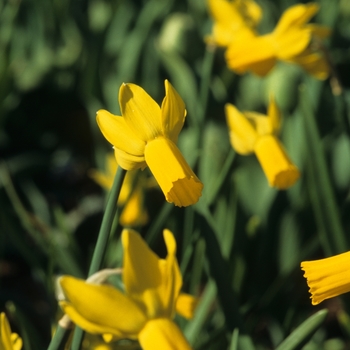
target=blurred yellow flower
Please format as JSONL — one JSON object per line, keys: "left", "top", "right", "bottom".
{"left": 225, "top": 97, "right": 300, "bottom": 189}
{"left": 0, "top": 313, "right": 22, "bottom": 350}
{"left": 59, "top": 229, "right": 196, "bottom": 350}
{"left": 96, "top": 80, "right": 203, "bottom": 207}
{"left": 89, "top": 154, "right": 148, "bottom": 227}
{"left": 301, "top": 251, "right": 350, "bottom": 305}
{"left": 208, "top": 0, "right": 330, "bottom": 79}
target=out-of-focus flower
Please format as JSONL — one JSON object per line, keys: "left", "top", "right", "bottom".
{"left": 89, "top": 154, "right": 148, "bottom": 227}
{"left": 96, "top": 80, "right": 203, "bottom": 207}
{"left": 207, "top": 0, "right": 330, "bottom": 79}
{"left": 59, "top": 229, "right": 196, "bottom": 349}
{"left": 301, "top": 251, "right": 350, "bottom": 305}
{"left": 225, "top": 97, "right": 300, "bottom": 189}
{"left": 0, "top": 313, "right": 22, "bottom": 350}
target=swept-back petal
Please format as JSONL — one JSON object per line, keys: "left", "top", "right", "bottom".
{"left": 161, "top": 80, "right": 186, "bottom": 143}
{"left": 176, "top": 293, "right": 198, "bottom": 319}
{"left": 96, "top": 110, "right": 145, "bottom": 156}
{"left": 144, "top": 137, "right": 203, "bottom": 207}
{"left": 60, "top": 276, "right": 146, "bottom": 335}
{"left": 114, "top": 148, "right": 146, "bottom": 171}
{"left": 225, "top": 35, "right": 276, "bottom": 75}
{"left": 138, "top": 318, "right": 192, "bottom": 350}
{"left": 122, "top": 229, "right": 162, "bottom": 296}
{"left": 254, "top": 135, "right": 300, "bottom": 189}
{"left": 225, "top": 104, "right": 258, "bottom": 154}
{"left": 119, "top": 83, "right": 162, "bottom": 142}
{"left": 60, "top": 301, "right": 124, "bottom": 337}
{"left": 274, "top": 3, "right": 319, "bottom": 35}
{"left": 159, "top": 230, "right": 182, "bottom": 317}
{"left": 301, "top": 251, "right": 350, "bottom": 305}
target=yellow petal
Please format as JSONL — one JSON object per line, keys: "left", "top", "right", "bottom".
{"left": 60, "top": 301, "right": 124, "bottom": 337}
{"left": 267, "top": 95, "right": 281, "bottom": 135}
{"left": 225, "top": 104, "right": 258, "bottom": 155}
{"left": 10, "top": 333, "right": 22, "bottom": 350}
{"left": 138, "top": 318, "right": 192, "bottom": 350}
{"left": 122, "top": 229, "right": 162, "bottom": 299}
{"left": 119, "top": 83, "right": 162, "bottom": 142}
{"left": 176, "top": 293, "right": 198, "bottom": 319}
{"left": 114, "top": 148, "right": 146, "bottom": 171}
{"left": 1, "top": 313, "right": 17, "bottom": 350}
{"left": 160, "top": 229, "right": 183, "bottom": 317}
{"left": 274, "top": 3, "right": 319, "bottom": 35}
{"left": 119, "top": 184, "right": 148, "bottom": 227}
{"left": 144, "top": 137, "right": 203, "bottom": 207}
{"left": 254, "top": 135, "right": 300, "bottom": 189}
{"left": 96, "top": 110, "right": 145, "bottom": 156}
{"left": 160, "top": 80, "right": 186, "bottom": 144}
{"left": 225, "top": 35, "right": 276, "bottom": 76}
{"left": 60, "top": 276, "right": 146, "bottom": 335}
{"left": 245, "top": 112, "right": 273, "bottom": 136}
{"left": 301, "top": 251, "right": 350, "bottom": 305}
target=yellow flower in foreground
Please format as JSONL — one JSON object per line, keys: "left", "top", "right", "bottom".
{"left": 301, "top": 251, "right": 350, "bottom": 305}
{"left": 96, "top": 80, "right": 203, "bottom": 207}
{"left": 59, "top": 229, "right": 196, "bottom": 350}
{"left": 0, "top": 313, "right": 22, "bottom": 350}
{"left": 208, "top": 0, "right": 330, "bottom": 78}
{"left": 225, "top": 97, "right": 300, "bottom": 189}
{"left": 89, "top": 154, "right": 148, "bottom": 227}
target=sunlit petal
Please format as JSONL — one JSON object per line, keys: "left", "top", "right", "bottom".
{"left": 96, "top": 110, "right": 145, "bottom": 156}
{"left": 138, "top": 318, "right": 192, "bottom": 350}
{"left": 10, "top": 334, "right": 22, "bottom": 350}
{"left": 301, "top": 251, "right": 350, "bottom": 305}
{"left": 161, "top": 80, "right": 186, "bottom": 143}
{"left": 225, "top": 104, "right": 258, "bottom": 155}
{"left": 119, "top": 83, "right": 162, "bottom": 141}
{"left": 1, "top": 313, "right": 15, "bottom": 350}
{"left": 254, "top": 135, "right": 300, "bottom": 189}
{"left": 60, "top": 276, "right": 146, "bottom": 335}
{"left": 176, "top": 293, "right": 198, "bottom": 319}
{"left": 144, "top": 137, "right": 203, "bottom": 207}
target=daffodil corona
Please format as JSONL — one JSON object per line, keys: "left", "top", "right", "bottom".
{"left": 301, "top": 251, "right": 350, "bottom": 305}
{"left": 208, "top": 0, "right": 330, "bottom": 79}
{"left": 0, "top": 313, "right": 22, "bottom": 350}
{"left": 59, "top": 229, "right": 196, "bottom": 350}
{"left": 96, "top": 80, "right": 203, "bottom": 207}
{"left": 225, "top": 97, "right": 300, "bottom": 189}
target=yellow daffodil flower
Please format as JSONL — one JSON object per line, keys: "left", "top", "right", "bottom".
{"left": 301, "top": 251, "right": 350, "bottom": 305}
{"left": 225, "top": 97, "right": 300, "bottom": 189}
{"left": 59, "top": 229, "right": 196, "bottom": 349}
{"left": 208, "top": 0, "right": 330, "bottom": 78}
{"left": 0, "top": 313, "right": 22, "bottom": 350}
{"left": 89, "top": 154, "right": 148, "bottom": 227}
{"left": 96, "top": 80, "right": 203, "bottom": 207}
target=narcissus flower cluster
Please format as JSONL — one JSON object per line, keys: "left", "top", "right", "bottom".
{"left": 301, "top": 251, "right": 350, "bottom": 305}
{"left": 59, "top": 229, "right": 196, "bottom": 349}
{"left": 96, "top": 80, "right": 203, "bottom": 207}
{"left": 225, "top": 97, "right": 300, "bottom": 189}
{"left": 208, "top": 0, "right": 330, "bottom": 79}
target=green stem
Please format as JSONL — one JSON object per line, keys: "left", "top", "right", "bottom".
{"left": 47, "top": 325, "right": 72, "bottom": 350}
{"left": 48, "top": 167, "right": 126, "bottom": 350}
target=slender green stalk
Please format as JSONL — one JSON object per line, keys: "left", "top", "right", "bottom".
{"left": 47, "top": 167, "right": 126, "bottom": 350}
{"left": 47, "top": 325, "right": 72, "bottom": 350}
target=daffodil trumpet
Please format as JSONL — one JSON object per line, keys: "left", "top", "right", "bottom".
{"left": 96, "top": 80, "right": 203, "bottom": 207}
{"left": 301, "top": 251, "right": 350, "bottom": 305}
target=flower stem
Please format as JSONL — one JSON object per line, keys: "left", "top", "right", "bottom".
{"left": 48, "top": 166, "right": 127, "bottom": 350}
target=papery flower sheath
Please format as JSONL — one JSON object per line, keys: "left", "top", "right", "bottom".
{"left": 207, "top": 0, "right": 330, "bottom": 79}
{"left": 96, "top": 80, "right": 203, "bottom": 207}
{"left": 89, "top": 154, "right": 148, "bottom": 227}
{"left": 0, "top": 313, "right": 22, "bottom": 350}
{"left": 225, "top": 97, "right": 300, "bottom": 189}
{"left": 59, "top": 229, "right": 196, "bottom": 350}
{"left": 301, "top": 251, "right": 350, "bottom": 305}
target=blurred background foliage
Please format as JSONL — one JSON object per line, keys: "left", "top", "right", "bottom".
{"left": 1, "top": 0, "right": 350, "bottom": 349}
